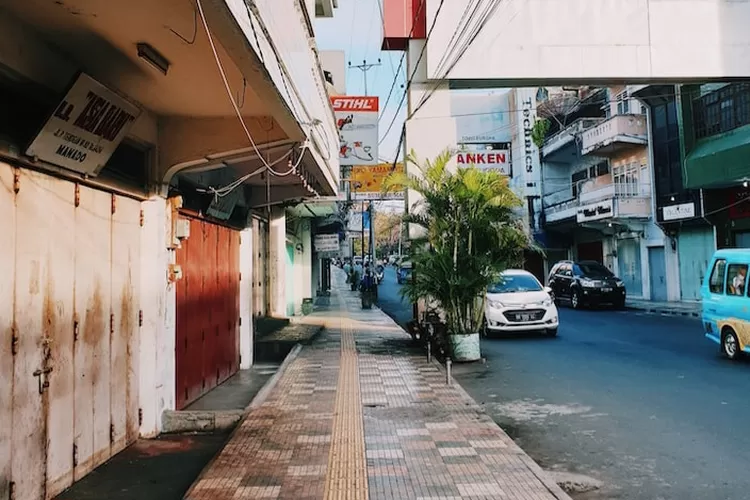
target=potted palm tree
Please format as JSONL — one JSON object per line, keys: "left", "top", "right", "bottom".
{"left": 383, "top": 149, "right": 532, "bottom": 361}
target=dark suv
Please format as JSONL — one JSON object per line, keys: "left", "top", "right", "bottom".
{"left": 547, "top": 260, "right": 626, "bottom": 309}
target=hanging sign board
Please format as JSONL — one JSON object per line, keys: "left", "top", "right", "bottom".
{"left": 577, "top": 199, "right": 614, "bottom": 223}
{"left": 332, "top": 96, "right": 379, "bottom": 166}
{"left": 314, "top": 234, "right": 340, "bottom": 252}
{"left": 26, "top": 73, "right": 142, "bottom": 176}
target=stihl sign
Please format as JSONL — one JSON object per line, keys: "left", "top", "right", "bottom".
{"left": 331, "top": 96, "right": 379, "bottom": 112}
{"left": 456, "top": 152, "right": 508, "bottom": 165}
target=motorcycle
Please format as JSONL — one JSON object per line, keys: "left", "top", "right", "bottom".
{"left": 374, "top": 265, "right": 385, "bottom": 285}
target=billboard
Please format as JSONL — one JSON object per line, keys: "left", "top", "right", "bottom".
{"left": 350, "top": 162, "right": 405, "bottom": 200}
{"left": 455, "top": 148, "right": 510, "bottom": 176}
{"left": 332, "top": 96, "right": 379, "bottom": 166}
{"left": 450, "top": 88, "right": 511, "bottom": 144}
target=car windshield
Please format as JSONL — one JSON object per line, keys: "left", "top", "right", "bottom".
{"left": 577, "top": 263, "right": 613, "bottom": 278}
{"left": 487, "top": 274, "right": 542, "bottom": 293}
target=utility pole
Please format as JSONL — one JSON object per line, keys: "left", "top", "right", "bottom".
{"left": 349, "top": 59, "right": 381, "bottom": 96}
{"left": 369, "top": 202, "right": 375, "bottom": 263}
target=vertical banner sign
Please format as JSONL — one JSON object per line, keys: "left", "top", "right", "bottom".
{"left": 26, "top": 73, "right": 142, "bottom": 176}
{"left": 331, "top": 96, "right": 379, "bottom": 166}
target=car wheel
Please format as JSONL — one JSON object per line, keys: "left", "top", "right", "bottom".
{"left": 481, "top": 317, "right": 490, "bottom": 338}
{"left": 546, "top": 328, "right": 558, "bottom": 337}
{"left": 613, "top": 298, "right": 626, "bottom": 310}
{"left": 571, "top": 290, "right": 582, "bottom": 309}
{"left": 722, "top": 328, "right": 741, "bottom": 360}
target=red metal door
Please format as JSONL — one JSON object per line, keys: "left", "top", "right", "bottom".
{"left": 176, "top": 216, "right": 241, "bottom": 409}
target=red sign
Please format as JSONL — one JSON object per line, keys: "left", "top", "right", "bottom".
{"left": 456, "top": 152, "right": 508, "bottom": 165}
{"left": 331, "top": 96, "right": 379, "bottom": 112}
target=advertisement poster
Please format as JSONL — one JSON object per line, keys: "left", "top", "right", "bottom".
{"left": 454, "top": 148, "right": 510, "bottom": 175}
{"left": 331, "top": 96, "right": 379, "bottom": 166}
{"left": 350, "top": 162, "right": 405, "bottom": 200}
{"left": 450, "top": 88, "right": 511, "bottom": 144}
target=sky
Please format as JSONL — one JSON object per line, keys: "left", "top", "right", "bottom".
{"left": 314, "top": 0, "right": 406, "bottom": 163}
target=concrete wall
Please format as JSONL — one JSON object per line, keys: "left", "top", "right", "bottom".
{"left": 319, "top": 50, "right": 347, "bottom": 94}
{"left": 424, "top": 0, "right": 750, "bottom": 82}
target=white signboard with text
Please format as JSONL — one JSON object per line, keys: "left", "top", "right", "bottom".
{"left": 455, "top": 150, "right": 510, "bottom": 175}
{"left": 577, "top": 199, "right": 614, "bottom": 223}
{"left": 27, "top": 73, "right": 141, "bottom": 175}
{"left": 450, "top": 89, "right": 512, "bottom": 144}
{"left": 313, "top": 234, "right": 340, "bottom": 253}
{"left": 332, "top": 96, "right": 379, "bottom": 166}
{"left": 662, "top": 202, "right": 695, "bottom": 221}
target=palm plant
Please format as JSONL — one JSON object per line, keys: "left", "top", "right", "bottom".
{"left": 382, "top": 148, "right": 535, "bottom": 342}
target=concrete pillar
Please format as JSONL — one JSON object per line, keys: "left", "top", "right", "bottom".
{"left": 301, "top": 219, "right": 313, "bottom": 299}
{"left": 138, "top": 198, "right": 175, "bottom": 437}
{"left": 269, "top": 206, "right": 287, "bottom": 317}
{"left": 239, "top": 228, "right": 254, "bottom": 368}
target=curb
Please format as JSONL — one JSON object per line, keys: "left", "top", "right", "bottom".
{"left": 183, "top": 342, "right": 306, "bottom": 499}
{"left": 246, "top": 343, "right": 303, "bottom": 412}
{"left": 625, "top": 304, "right": 700, "bottom": 318}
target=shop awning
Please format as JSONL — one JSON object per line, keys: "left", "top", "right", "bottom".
{"left": 684, "top": 126, "right": 750, "bottom": 189}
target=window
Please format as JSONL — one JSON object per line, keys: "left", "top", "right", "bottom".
{"left": 589, "top": 161, "right": 609, "bottom": 178}
{"left": 616, "top": 92, "right": 630, "bottom": 115}
{"left": 709, "top": 259, "right": 727, "bottom": 294}
{"left": 571, "top": 169, "right": 588, "bottom": 198}
{"left": 613, "top": 162, "right": 640, "bottom": 196}
{"left": 488, "top": 274, "right": 543, "bottom": 293}
{"left": 562, "top": 264, "right": 573, "bottom": 277}
{"left": 693, "top": 83, "right": 750, "bottom": 139}
{"left": 726, "top": 263, "right": 749, "bottom": 296}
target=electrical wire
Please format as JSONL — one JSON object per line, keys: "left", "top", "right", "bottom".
{"left": 379, "top": 0, "right": 448, "bottom": 144}
{"left": 377, "top": 0, "right": 428, "bottom": 122}
{"left": 195, "top": 0, "right": 319, "bottom": 198}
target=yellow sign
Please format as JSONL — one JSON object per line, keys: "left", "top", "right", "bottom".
{"left": 350, "top": 162, "right": 404, "bottom": 193}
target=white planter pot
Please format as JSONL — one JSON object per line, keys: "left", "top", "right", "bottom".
{"left": 448, "top": 333, "right": 481, "bottom": 362}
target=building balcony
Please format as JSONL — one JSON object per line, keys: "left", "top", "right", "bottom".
{"left": 580, "top": 114, "right": 648, "bottom": 157}
{"left": 542, "top": 117, "right": 604, "bottom": 161}
{"left": 544, "top": 182, "right": 651, "bottom": 225}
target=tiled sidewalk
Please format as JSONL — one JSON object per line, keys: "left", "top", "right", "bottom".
{"left": 185, "top": 274, "right": 571, "bottom": 500}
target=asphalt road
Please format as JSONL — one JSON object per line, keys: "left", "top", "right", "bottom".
{"left": 376, "top": 266, "right": 750, "bottom": 500}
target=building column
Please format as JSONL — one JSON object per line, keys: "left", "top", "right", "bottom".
{"left": 138, "top": 198, "right": 175, "bottom": 437}
{"left": 239, "top": 228, "right": 254, "bottom": 368}
{"left": 269, "top": 207, "right": 287, "bottom": 317}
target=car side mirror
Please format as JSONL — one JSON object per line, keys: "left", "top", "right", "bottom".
{"left": 544, "top": 286, "right": 552, "bottom": 294}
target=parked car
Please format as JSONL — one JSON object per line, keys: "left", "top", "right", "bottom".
{"left": 397, "top": 261, "right": 413, "bottom": 284}
{"left": 483, "top": 269, "right": 559, "bottom": 337}
{"left": 547, "top": 260, "right": 626, "bottom": 309}
{"left": 702, "top": 248, "right": 750, "bottom": 360}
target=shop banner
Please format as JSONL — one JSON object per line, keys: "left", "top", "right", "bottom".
{"left": 332, "top": 96, "right": 379, "bottom": 166}
{"left": 350, "top": 162, "right": 405, "bottom": 199}
{"left": 455, "top": 149, "right": 510, "bottom": 175}
{"left": 27, "top": 73, "right": 141, "bottom": 176}
{"left": 313, "top": 234, "right": 340, "bottom": 253}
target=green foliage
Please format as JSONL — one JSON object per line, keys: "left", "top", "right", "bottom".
{"left": 382, "top": 149, "right": 534, "bottom": 336}
{"left": 530, "top": 118, "right": 551, "bottom": 149}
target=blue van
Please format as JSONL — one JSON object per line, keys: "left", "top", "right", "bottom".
{"left": 702, "top": 249, "right": 750, "bottom": 360}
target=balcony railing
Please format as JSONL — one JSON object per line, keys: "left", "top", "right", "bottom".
{"left": 542, "top": 117, "right": 603, "bottom": 158}
{"left": 544, "top": 182, "right": 651, "bottom": 223}
{"left": 580, "top": 114, "right": 648, "bottom": 156}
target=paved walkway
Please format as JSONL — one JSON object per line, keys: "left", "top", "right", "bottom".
{"left": 185, "top": 274, "right": 571, "bottom": 500}
{"left": 626, "top": 297, "right": 701, "bottom": 317}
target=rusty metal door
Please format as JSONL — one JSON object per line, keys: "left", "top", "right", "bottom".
{"left": 176, "top": 217, "right": 240, "bottom": 409}
{"left": 0, "top": 162, "right": 142, "bottom": 500}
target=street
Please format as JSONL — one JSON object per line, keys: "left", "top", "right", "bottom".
{"left": 376, "top": 266, "right": 750, "bottom": 500}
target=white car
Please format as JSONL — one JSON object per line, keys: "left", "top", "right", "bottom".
{"left": 483, "top": 269, "right": 559, "bottom": 337}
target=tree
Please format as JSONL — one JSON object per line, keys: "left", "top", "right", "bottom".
{"left": 373, "top": 210, "right": 402, "bottom": 255}
{"left": 382, "top": 149, "right": 536, "bottom": 357}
